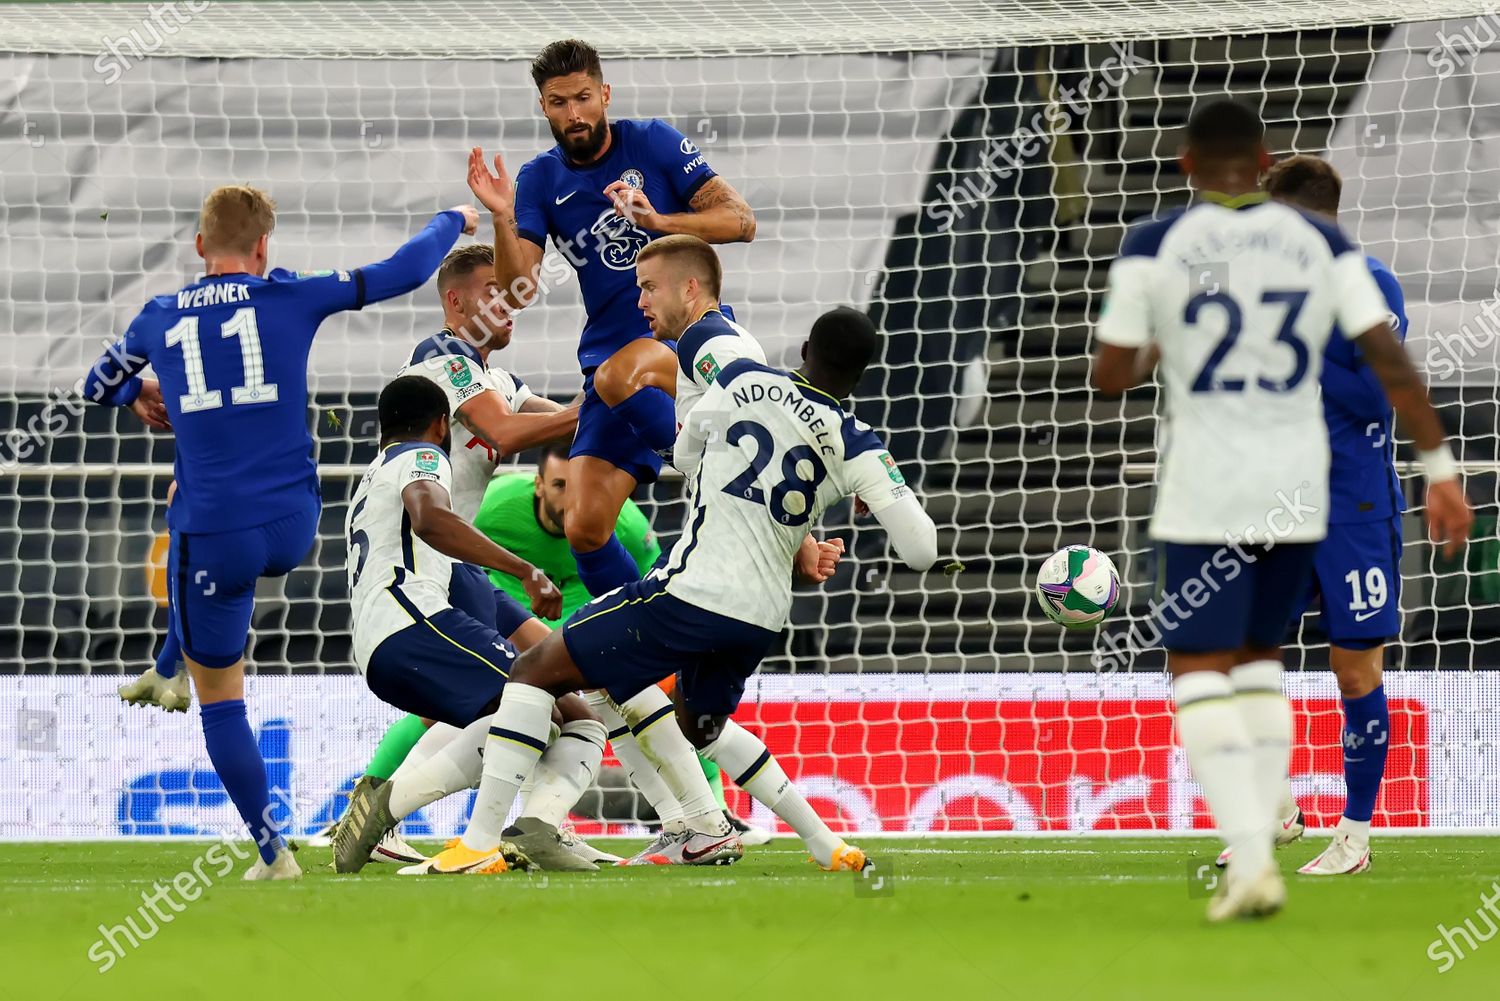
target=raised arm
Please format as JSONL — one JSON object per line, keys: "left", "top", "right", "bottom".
{"left": 402, "top": 477, "right": 561, "bottom": 619}
{"left": 357, "top": 206, "right": 477, "bottom": 306}
{"left": 468, "top": 148, "right": 546, "bottom": 311}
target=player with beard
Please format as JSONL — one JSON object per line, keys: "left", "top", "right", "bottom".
{"left": 465, "top": 37, "right": 755, "bottom": 609}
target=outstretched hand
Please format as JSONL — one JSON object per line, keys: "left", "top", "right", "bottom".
{"left": 467, "top": 147, "right": 515, "bottom": 215}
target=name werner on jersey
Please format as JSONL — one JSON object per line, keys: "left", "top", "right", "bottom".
{"left": 175, "top": 282, "right": 252, "bottom": 309}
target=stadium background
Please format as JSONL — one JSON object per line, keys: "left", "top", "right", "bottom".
{"left": 3, "top": 3, "right": 1500, "bottom": 837}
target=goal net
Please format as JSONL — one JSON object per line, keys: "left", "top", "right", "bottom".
{"left": 3, "top": 0, "right": 1499, "bottom": 839}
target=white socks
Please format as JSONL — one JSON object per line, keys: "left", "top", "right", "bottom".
{"left": 618, "top": 686, "right": 727, "bottom": 835}
{"left": 1230, "top": 660, "right": 1293, "bottom": 841}
{"left": 396, "top": 721, "right": 461, "bottom": 775}
{"left": 462, "top": 683, "right": 556, "bottom": 852}
{"left": 703, "top": 719, "right": 841, "bottom": 866}
{"left": 387, "top": 715, "right": 489, "bottom": 819}
{"left": 1173, "top": 671, "right": 1271, "bottom": 874}
{"left": 520, "top": 719, "right": 607, "bottom": 828}
{"left": 586, "top": 690, "right": 685, "bottom": 824}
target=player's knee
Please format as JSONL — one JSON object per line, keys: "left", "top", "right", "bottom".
{"left": 594, "top": 340, "right": 675, "bottom": 407}
{"left": 554, "top": 691, "right": 597, "bottom": 724}
{"left": 1330, "top": 645, "right": 1383, "bottom": 698}
{"left": 563, "top": 509, "right": 614, "bottom": 553}
{"left": 674, "top": 703, "right": 724, "bottom": 749}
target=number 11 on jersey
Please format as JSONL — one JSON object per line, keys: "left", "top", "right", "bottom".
{"left": 163, "top": 307, "right": 279, "bottom": 413}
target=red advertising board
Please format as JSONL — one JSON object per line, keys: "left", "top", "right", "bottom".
{"left": 680, "top": 697, "right": 1427, "bottom": 833}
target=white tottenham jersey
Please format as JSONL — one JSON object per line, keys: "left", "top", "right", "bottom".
{"left": 672, "top": 308, "right": 767, "bottom": 436}
{"left": 1096, "top": 196, "right": 1392, "bottom": 544}
{"left": 346, "top": 442, "right": 457, "bottom": 670}
{"left": 397, "top": 333, "right": 534, "bottom": 520}
{"left": 666, "top": 360, "right": 913, "bottom": 631}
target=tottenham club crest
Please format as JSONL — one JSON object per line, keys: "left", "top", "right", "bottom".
{"left": 619, "top": 168, "right": 645, "bottom": 189}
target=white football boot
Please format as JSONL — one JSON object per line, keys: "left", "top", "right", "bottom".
{"left": 637, "top": 827, "right": 743, "bottom": 866}
{"left": 557, "top": 820, "right": 623, "bottom": 865}
{"left": 368, "top": 828, "right": 428, "bottom": 865}
{"left": 1298, "top": 820, "right": 1371, "bottom": 876}
{"left": 1206, "top": 863, "right": 1286, "bottom": 922}
{"left": 118, "top": 666, "right": 192, "bottom": 712}
{"left": 727, "top": 810, "right": 774, "bottom": 847}
{"left": 1216, "top": 802, "right": 1304, "bottom": 868}
{"left": 620, "top": 828, "right": 676, "bottom": 866}
{"left": 243, "top": 846, "right": 303, "bottom": 881}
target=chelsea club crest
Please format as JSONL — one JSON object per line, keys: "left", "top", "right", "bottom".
{"left": 619, "top": 168, "right": 645, "bottom": 189}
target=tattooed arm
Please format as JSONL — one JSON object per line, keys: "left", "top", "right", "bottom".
{"left": 605, "top": 175, "right": 757, "bottom": 245}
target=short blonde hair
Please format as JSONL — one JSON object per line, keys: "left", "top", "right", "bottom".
{"left": 199, "top": 185, "right": 276, "bottom": 255}
{"left": 636, "top": 234, "right": 722, "bottom": 299}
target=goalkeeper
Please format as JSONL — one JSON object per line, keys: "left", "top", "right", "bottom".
{"left": 474, "top": 437, "right": 769, "bottom": 843}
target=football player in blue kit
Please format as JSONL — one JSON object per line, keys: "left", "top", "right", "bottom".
{"left": 84, "top": 184, "right": 478, "bottom": 879}
{"left": 1265, "top": 155, "right": 1410, "bottom": 876}
{"left": 466, "top": 37, "right": 756, "bottom": 599}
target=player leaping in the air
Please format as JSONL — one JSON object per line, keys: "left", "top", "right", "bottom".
{"left": 84, "top": 185, "right": 478, "bottom": 879}
{"left": 1091, "top": 101, "right": 1471, "bottom": 920}
{"left": 412, "top": 303, "right": 938, "bottom": 876}
{"left": 1264, "top": 156, "right": 1410, "bottom": 876}
{"left": 465, "top": 38, "right": 756, "bottom": 603}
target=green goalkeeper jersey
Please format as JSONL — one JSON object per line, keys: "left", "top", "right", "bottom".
{"left": 472, "top": 472, "right": 661, "bottom": 626}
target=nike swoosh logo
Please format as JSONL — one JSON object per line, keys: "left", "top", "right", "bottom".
{"left": 681, "top": 837, "right": 735, "bottom": 862}
{"left": 1353, "top": 609, "right": 1383, "bottom": 622}
{"left": 555, "top": 192, "right": 577, "bottom": 205}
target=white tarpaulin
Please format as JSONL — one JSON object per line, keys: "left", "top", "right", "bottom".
{"left": 1328, "top": 18, "right": 1500, "bottom": 385}
{"left": 0, "top": 51, "right": 982, "bottom": 396}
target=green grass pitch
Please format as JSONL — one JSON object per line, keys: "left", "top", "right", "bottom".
{"left": 5, "top": 837, "right": 1499, "bottom": 1000}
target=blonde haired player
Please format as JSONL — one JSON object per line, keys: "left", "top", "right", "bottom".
{"left": 1092, "top": 101, "right": 1470, "bottom": 920}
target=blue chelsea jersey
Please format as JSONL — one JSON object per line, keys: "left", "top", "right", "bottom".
{"left": 1323, "top": 256, "right": 1408, "bottom": 524}
{"left": 512, "top": 118, "right": 717, "bottom": 372}
{"left": 83, "top": 211, "right": 465, "bottom": 534}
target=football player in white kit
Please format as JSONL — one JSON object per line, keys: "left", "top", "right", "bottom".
{"left": 1091, "top": 100, "right": 1471, "bottom": 920}
{"left": 335, "top": 375, "right": 623, "bottom": 875}
{"left": 414, "top": 293, "right": 939, "bottom": 877}
{"left": 317, "top": 243, "right": 585, "bottom": 865}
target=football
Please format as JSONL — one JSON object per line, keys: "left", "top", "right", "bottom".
{"left": 1034, "top": 545, "right": 1121, "bottom": 628}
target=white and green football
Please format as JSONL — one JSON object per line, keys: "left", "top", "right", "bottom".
{"left": 1034, "top": 545, "right": 1120, "bottom": 629}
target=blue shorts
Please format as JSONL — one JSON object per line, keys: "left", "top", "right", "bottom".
{"left": 365, "top": 606, "right": 517, "bottom": 726}
{"left": 571, "top": 373, "right": 664, "bottom": 485}
{"left": 1303, "top": 516, "right": 1403, "bottom": 648}
{"left": 561, "top": 575, "right": 780, "bottom": 715}
{"left": 448, "top": 562, "right": 534, "bottom": 638}
{"left": 1155, "top": 541, "right": 1318, "bottom": 653}
{"left": 168, "top": 504, "right": 319, "bottom": 668}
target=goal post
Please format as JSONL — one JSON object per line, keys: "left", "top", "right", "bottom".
{"left": 3, "top": 1, "right": 1500, "bottom": 839}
